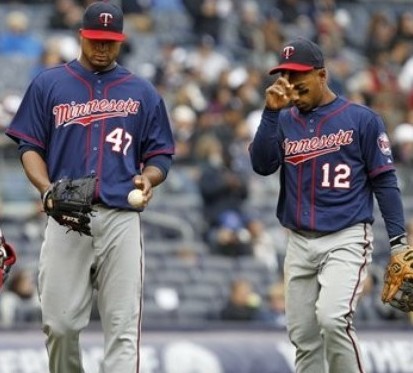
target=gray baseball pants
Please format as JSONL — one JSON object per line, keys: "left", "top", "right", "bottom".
{"left": 284, "top": 223, "right": 373, "bottom": 373}
{"left": 38, "top": 206, "right": 143, "bottom": 373}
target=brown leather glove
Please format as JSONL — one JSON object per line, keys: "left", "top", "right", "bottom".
{"left": 381, "top": 234, "right": 413, "bottom": 312}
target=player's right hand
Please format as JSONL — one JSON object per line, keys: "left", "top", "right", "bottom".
{"left": 133, "top": 174, "right": 153, "bottom": 205}
{"left": 265, "top": 77, "right": 297, "bottom": 110}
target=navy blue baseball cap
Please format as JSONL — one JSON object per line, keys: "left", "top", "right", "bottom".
{"left": 269, "top": 38, "right": 324, "bottom": 74}
{"left": 80, "top": 1, "right": 126, "bottom": 42}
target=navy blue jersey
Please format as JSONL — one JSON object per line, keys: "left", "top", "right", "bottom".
{"left": 6, "top": 60, "right": 175, "bottom": 209}
{"left": 250, "top": 96, "right": 395, "bottom": 232}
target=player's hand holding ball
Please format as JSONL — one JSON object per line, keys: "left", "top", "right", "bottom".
{"left": 128, "top": 189, "right": 145, "bottom": 208}
{"left": 128, "top": 174, "right": 153, "bottom": 209}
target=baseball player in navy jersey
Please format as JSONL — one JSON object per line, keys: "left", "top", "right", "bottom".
{"left": 6, "top": 2, "right": 174, "bottom": 372}
{"left": 249, "top": 37, "right": 409, "bottom": 373}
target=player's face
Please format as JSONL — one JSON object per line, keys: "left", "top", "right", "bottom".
{"left": 79, "top": 37, "right": 122, "bottom": 71}
{"left": 281, "top": 68, "right": 326, "bottom": 112}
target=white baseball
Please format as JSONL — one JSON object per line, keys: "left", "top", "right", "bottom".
{"left": 128, "top": 189, "right": 144, "bottom": 208}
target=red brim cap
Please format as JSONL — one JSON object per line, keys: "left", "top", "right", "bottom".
{"left": 80, "top": 29, "right": 126, "bottom": 42}
{"left": 269, "top": 63, "right": 314, "bottom": 75}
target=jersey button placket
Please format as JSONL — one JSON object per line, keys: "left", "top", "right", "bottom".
{"left": 89, "top": 136, "right": 100, "bottom": 174}
{"left": 309, "top": 118, "right": 315, "bottom": 133}
{"left": 302, "top": 210, "right": 310, "bottom": 225}
{"left": 90, "top": 78, "right": 101, "bottom": 175}
{"left": 96, "top": 79, "right": 102, "bottom": 97}
{"left": 90, "top": 78, "right": 104, "bottom": 175}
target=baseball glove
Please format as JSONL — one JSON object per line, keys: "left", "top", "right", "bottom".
{"left": 0, "top": 230, "right": 17, "bottom": 289}
{"left": 381, "top": 248, "right": 413, "bottom": 312}
{"left": 43, "top": 175, "right": 97, "bottom": 236}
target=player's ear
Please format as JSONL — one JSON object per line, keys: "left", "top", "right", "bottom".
{"left": 316, "top": 68, "right": 328, "bottom": 81}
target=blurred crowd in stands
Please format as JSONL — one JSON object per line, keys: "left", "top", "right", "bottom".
{"left": 1, "top": 0, "right": 413, "bottom": 329}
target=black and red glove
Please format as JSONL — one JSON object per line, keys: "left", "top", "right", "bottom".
{"left": 0, "top": 230, "right": 17, "bottom": 289}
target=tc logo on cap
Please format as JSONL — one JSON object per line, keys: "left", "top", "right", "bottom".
{"left": 283, "top": 46, "right": 295, "bottom": 59}
{"left": 81, "top": 2, "right": 126, "bottom": 41}
{"left": 269, "top": 38, "right": 325, "bottom": 74}
{"left": 99, "top": 12, "right": 113, "bottom": 27}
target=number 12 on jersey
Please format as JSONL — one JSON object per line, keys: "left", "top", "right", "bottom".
{"left": 321, "top": 163, "right": 350, "bottom": 189}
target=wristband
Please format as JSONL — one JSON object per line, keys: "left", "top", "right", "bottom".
{"left": 390, "top": 233, "right": 408, "bottom": 247}
{"left": 390, "top": 233, "right": 408, "bottom": 252}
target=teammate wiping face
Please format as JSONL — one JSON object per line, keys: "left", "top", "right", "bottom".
{"left": 266, "top": 37, "right": 335, "bottom": 113}
{"left": 265, "top": 67, "right": 332, "bottom": 113}
{"left": 280, "top": 68, "right": 328, "bottom": 112}
{"left": 251, "top": 37, "right": 408, "bottom": 373}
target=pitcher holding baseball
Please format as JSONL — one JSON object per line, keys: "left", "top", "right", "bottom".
{"left": 6, "top": 2, "right": 174, "bottom": 372}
